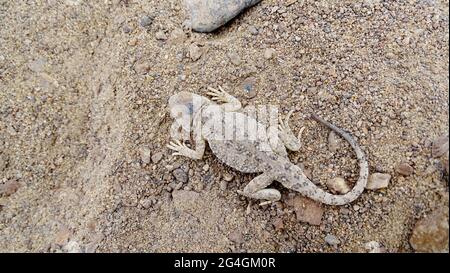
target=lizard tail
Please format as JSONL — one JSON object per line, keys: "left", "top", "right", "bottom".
{"left": 293, "top": 114, "right": 369, "bottom": 206}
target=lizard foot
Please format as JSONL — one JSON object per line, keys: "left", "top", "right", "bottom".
{"left": 207, "top": 86, "right": 232, "bottom": 103}
{"left": 167, "top": 140, "right": 192, "bottom": 157}
{"left": 237, "top": 189, "right": 281, "bottom": 205}
{"left": 167, "top": 139, "right": 204, "bottom": 160}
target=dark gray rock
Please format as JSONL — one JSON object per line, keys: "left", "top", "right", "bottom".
{"left": 173, "top": 168, "right": 188, "bottom": 183}
{"left": 139, "top": 15, "right": 153, "bottom": 28}
{"left": 184, "top": 0, "right": 262, "bottom": 32}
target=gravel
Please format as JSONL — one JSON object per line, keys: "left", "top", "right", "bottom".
{"left": 1, "top": 0, "right": 448, "bottom": 253}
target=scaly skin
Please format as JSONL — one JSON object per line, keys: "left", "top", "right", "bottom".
{"left": 167, "top": 88, "right": 369, "bottom": 206}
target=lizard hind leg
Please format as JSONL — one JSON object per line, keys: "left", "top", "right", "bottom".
{"left": 237, "top": 173, "right": 281, "bottom": 206}
{"left": 278, "top": 110, "right": 305, "bottom": 152}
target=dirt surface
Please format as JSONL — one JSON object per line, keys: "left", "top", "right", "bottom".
{"left": 0, "top": 0, "right": 448, "bottom": 253}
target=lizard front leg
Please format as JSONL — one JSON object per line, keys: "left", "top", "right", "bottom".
{"left": 207, "top": 86, "right": 242, "bottom": 112}
{"left": 267, "top": 125, "right": 289, "bottom": 158}
{"left": 278, "top": 110, "right": 305, "bottom": 152}
{"left": 237, "top": 173, "right": 281, "bottom": 206}
{"left": 167, "top": 138, "right": 206, "bottom": 160}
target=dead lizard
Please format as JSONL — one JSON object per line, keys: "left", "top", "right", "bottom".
{"left": 167, "top": 87, "right": 369, "bottom": 206}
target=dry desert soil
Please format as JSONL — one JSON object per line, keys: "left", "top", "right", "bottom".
{"left": 0, "top": 0, "right": 449, "bottom": 252}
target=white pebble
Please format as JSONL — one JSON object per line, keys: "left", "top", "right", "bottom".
{"left": 366, "top": 173, "right": 391, "bottom": 190}
{"left": 327, "top": 177, "right": 350, "bottom": 194}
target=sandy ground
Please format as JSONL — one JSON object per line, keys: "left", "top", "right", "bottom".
{"left": 0, "top": 0, "right": 448, "bottom": 253}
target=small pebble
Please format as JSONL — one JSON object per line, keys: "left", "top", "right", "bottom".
{"left": 328, "top": 131, "right": 338, "bottom": 153}
{"left": 272, "top": 218, "right": 284, "bottom": 231}
{"left": 365, "top": 241, "right": 384, "bottom": 253}
{"left": 223, "top": 173, "right": 234, "bottom": 182}
{"left": 396, "top": 162, "right": 414, "bottom": 176}
{"left": 139, "top": 15, "right": 153, "bottom": 28}
{"left": 135, "top": 62, "right": 151, "bottom": 75}
{"left": 248, "top": 25, "right": 258, "bottom": 35}
{"left": 139, "top": 197, "right": 153, "bottom": 209}
{"left": 155, "top": 30, "right": 167, "bottom": 41}
{"left": 227, "top": 52, "right": 242, "bottom": 66}
{"left": 128, "top": 38, "right": 138, "bottom": 46}
{"left": 324, "top": 234, "right": 340, "bottom": 246}
{"left": 0, "top": 180, "right": 20, "bottom": 196}
{"left": 340, "top": 208, "right": 350, "bottom": 215}
{"left": 151, "top": 152, "right": 163, "bottom": 164}
{"left": 170, "top": 28, "right": 186, "bottom": 43}
{"left": 173, "top": 168, "right": 188, "bottom": 183}
{"left": 441, "top": 154, "right": 449, "bottom": 175}
{"left": 327, "top": 177, "right": 350, "bottom": 194}
{"left": 0, "top": 155, "right": 7, "bottom": 171}
{"left": 220, "top": 180, "right": 227, "bottom": 191}
{"left": 140, "top": 146, "right": 151, "bottom": 165}
{"left": 366, "top": 173, "right": 391, "bottom": 190}
{"left": 432, "top": 134, "right": 449, "bottom": 158}
{"left": 286, "top": 0, "right": 297, "bottom": 6}
{"left": 264, "top": 48, "right": 275, "bottom": 60}
{"left": 189, "top": 43, "right": 202, "bottom": 62}
{"left": 28, "top": 57, "right": 46, "bottom": 73}
{"left": 228, "top": 230, "right": 244, "bottom": 244}
{"left": 175, "top": 182, "right": 183, "bottom": 190}
{"left": 54, "top": 227, "right": 71, "bottom": 246}
{"left": 122, "top": 24, "right": 132, "bottom": 33}
{"left": 63, "top": 241, "right": 82, "bottom": 253}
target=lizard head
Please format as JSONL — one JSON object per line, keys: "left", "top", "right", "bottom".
{"left": 168, "top": 92, "right": 210, "bottom": 140}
